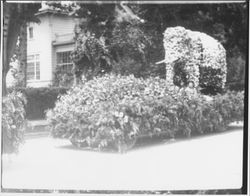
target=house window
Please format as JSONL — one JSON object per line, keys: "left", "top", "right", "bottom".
{"left": 29, "top": 27, "right": 33, "bottom": 39}
{"left": 56, "top": 51, "right": 73, "bottom": 73}
{"left": 27, "top": 54, "right": 40, "bottom": 80}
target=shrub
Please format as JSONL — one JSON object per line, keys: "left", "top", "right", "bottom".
{"left": 2, "top": 91, "right": 27, "bottom": 154}
{"left": 71, "top": 32, "right": 112, "bottom": 80}
{"left": 199, "top": 67, "right": 225, "bottom": 94}
{"left": 226, "top": 50, "right": 245, "bottom": 89}
{"left": 212, "top": 91, "right": 245, "bottom": 124}
{"left": 52, "top": 66, "right": 74, "bottom": 87}
{"left": 9, "top": 87, "right": 69, "bottom": 119}
{"left": 47, "top": 74, "right": 244, "bottom": 152}
{"left": 47, "top": 74, "right": 169, "bottom": 151}
{"left": 109, "top": 21, "right": 151, "bottom": 77}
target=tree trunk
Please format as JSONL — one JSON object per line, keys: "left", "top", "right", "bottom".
{"left": 2, "top": 71, "right": 7, "bottom": 96}
{"left": 2, "top": 5, "right": 11, "bottom": 96}
{"left": 18, "top": 24, "right": 28, "bottom": 87}
{"left": 2, "top": 4, "right": 24, "bottom": 96}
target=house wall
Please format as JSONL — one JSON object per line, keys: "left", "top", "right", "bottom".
{"left": 51, "top": 15, "right": 76, "bottom": 40}
{"left": 51, "top": 15, "right": 76, "bottom": 82}
{"left": 27, "top": 15, "right": 53, "bottom": 87}
{"left": 27, "top": 13, "right": 77, "bottom": 87}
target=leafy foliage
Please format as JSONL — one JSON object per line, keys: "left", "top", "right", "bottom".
{"left": 110, "top": 20, "right": 152, "bottom": 77}
{"left": 212, "top": 91, "right": 244, "bottom": 124}
{"left": 138, "top": 3, "right": 247, "bottom": 88}
{"left": 9, "top": 87, "right": 69, "bottom": 119}
{"left": 47, "top": 75, "right": 244, "bottom": 152}
{"left": 71, "top": 32, "right": 112, "bottom": 80}
{"left": 59, "top": 3, "right": 246, "bottom": 88}
{"left": 2, "top": 3, "right": 41, "bottom": 96}
{"left": 52, "top": 66, "right": 74, "bottom": 87}
{"left": 226, "top": 48, "right": 245, "bottom": 90}
{"left": 199, "top": 67, "right": 225, "bottom": 94}
{"left": 2, "top": 91, "right": 27, "bottom": 154}
{"left": 173, "top": 60, "right": 188, "bottom": 87}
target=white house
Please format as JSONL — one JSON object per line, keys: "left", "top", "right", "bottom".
{"left": 26, "top": 6, "right": 79, "bottom": 87}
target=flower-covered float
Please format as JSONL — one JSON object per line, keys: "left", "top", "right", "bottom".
{"left": 160, "top": 26, "right": 227, "bottom": 93}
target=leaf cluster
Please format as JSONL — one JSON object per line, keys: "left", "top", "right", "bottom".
{"left": 2, "top": 91, "right": 27, "bottom": 154}
{"left": 47, "top": 75, "right": 244, "bottom": 152}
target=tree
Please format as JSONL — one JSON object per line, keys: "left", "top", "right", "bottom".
{"left": 49, "top": 2, "right": 247, "bottom": 86}
{"left": 136, "top": 3, "right": 247, "bottom": 87}
{"left": 68, "top": 2, "right": 152, "bottom": 81}
{"left": 17, "top": 23, "right": 28, "bottom": 87}
{"left": 71, "top": 31, "right": 112, "bottom": 82}
{"left": 2, "top": 2, "right": 40, "bottom": 96}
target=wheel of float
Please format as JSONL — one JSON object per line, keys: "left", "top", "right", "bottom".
{"left": 70, "top": 138, "right": 88, "bottom": 148}
{"left": 126, "top": 136, "right": 137, "bottom": 150}
{"left": 116, "top": 136, "right": 137, "bottom": 153}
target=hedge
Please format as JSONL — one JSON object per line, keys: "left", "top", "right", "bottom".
{"left": 46, "top": 74, "right": 244, "bottom": 153}
{"left": 9, "top": 87, "right": 69, "bottom": 120}
{"left": 2, "top": 91, "right": 26, "bottom": 154}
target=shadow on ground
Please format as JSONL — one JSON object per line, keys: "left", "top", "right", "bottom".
{"left": 55, "top": 123, "right": 244, "bottom": 154}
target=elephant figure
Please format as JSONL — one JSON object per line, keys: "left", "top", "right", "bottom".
{"left": 162, "top": 26, "right": 227, "bottom": 93}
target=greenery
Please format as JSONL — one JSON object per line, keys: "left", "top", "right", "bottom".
{"left": 2, "top": 91, "right": 27, "bottom": 154}
{"left": 64, "top": 2, "right": 247, "bottom": 89}
{"left": 199, "top": 66, "right": 225, "bottom": 94}
{"left": 109, "top": 20, "right": 152, "bottom": 77}
{"left": 2, "top": 2, "right": 246, "bottom": 155}
{"left": 46, "top": 75, "right": 244, "bottom": 152}
{"left": 52, "top": 66, "right": 74, "bottom": 87}
{"left": 3, "top": 3, "right": 246, "bottom": 93}
{"left": 9, "top": 87, "right": 69, "bottom": 120}
{"left": 2, "top": 3, "right": 41, "bottom": 96}
{"left": 226, "top": 48, "right": 245, "bottom": 90}
{"left": 70, "top": 31, "right": 112, "bottom": 81}
{"left": 213, "top": 90, "right": 244, "bottom": 124}
{"left": 46, "top": 74, "right": 168, "bottom": 152}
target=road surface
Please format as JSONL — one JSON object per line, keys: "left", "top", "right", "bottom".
{"left": 1, "top": 123, "right": 244, "bottom": 191}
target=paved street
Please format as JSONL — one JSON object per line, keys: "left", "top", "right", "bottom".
{"left": 1, "top": 123, "right": 244, "bottom": 191}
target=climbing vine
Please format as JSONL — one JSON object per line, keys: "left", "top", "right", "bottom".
{"left": 70, "top": 31, "right": 112, "bottom": 81}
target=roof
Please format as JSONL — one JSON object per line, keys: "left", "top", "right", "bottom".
{"left": 52, "top": 40, "right": 74, "bottom": 46}
{"left": 35, "top": 8, "right": 71, "bottom": 17}
{"left": 52, "top": 33, "right": 75, "bottom": 46}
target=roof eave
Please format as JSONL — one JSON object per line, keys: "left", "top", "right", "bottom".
{"left": 35, "top": 9, "right": 70, "bottom": 17}
{"left": 52, "top": 40, "right": 75, "bottom": 46}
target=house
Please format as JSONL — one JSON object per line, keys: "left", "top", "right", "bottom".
{"left": 26, "top": 6, "right": 79, "bottom": 87}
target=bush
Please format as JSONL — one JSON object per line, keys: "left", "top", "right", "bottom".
{"left": 212, "top": 91, "right": 245, "bottom": 124}
{"left": 10, "top": 87, "right": 69, "bottom": 120}
{"left": 110, "top": 21, "right": 151, "bottom": 78}
{"left": 47, "top": 74, "right": 244, "bottom": 152}
{"left": 52, "top": 66, "right": 74, "bottom": 87}
{"left": 2, "top": 91, "right": 27, "bottom": 154}
{"left": 226, "top": 49, "right": 246, "bottom": 89}
{"left": 199, "top": 67, "right": 225, "bottom": 94}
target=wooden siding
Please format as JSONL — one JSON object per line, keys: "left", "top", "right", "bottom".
{"left": 27, "top": 14, "right": 78, "bottom": 87}
{"left": 27, "top": 15, "right": 53, "bottom": 87}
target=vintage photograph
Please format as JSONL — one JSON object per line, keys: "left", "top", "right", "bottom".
{"left": 1, "top": 0, "right": 248, "bottom": 194}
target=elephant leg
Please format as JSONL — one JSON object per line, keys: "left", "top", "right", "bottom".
{"left": 185, "top": 62, "right": 200, "bottom": 88}
{"left": 166, "top": 62, "right": 175, "bottom": 86}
